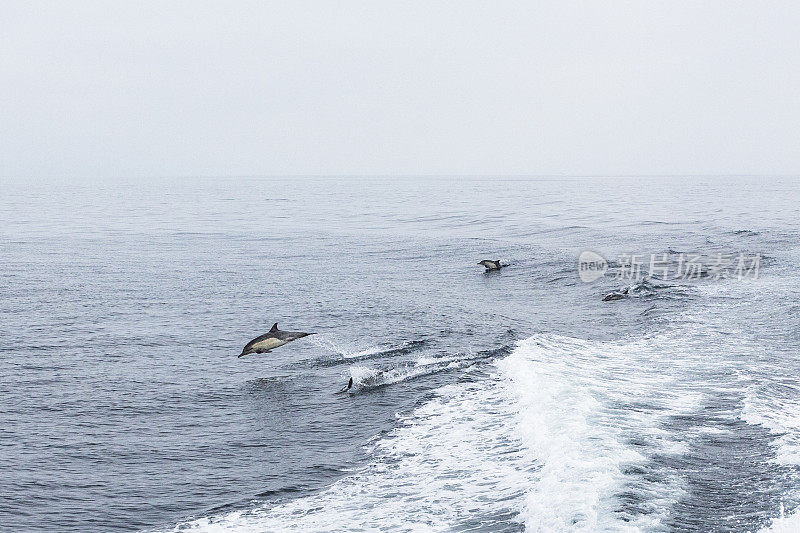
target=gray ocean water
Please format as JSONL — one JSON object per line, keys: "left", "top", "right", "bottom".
{"left": 2, "top": 176, "right": 800, "bottom": 532}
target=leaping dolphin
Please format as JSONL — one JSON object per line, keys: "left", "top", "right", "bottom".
{"left": 238, "top": 323, "right": 314, "bottom": 358}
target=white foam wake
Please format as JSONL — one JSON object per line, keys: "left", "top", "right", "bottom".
{"left": 343, "top": 353, "right": 473, "bottom": 392}
{"left": 168, "top": 334, "right": 696, "bottom": 532}
{"left": 741, "top": 378, "right": 800, "bottom": 466}
{"left": 307, "top": 335, "right": 387, "bottom": 359}
{"left": 168, "top": 377, "right": 533, "bottom": 531}
{"left": 499, "top": 335, "right": 694, "bottom": 531}
{"left": 758, "top": 504, "right": 800, "bottom": 532}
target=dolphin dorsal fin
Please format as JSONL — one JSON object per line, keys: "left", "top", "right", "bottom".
{"left": 270, "top": 322, "right": 279, "bottom": 332}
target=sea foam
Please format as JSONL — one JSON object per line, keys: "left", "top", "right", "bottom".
{"left": 169, "top": 334, "right": 698, "bottom": 532}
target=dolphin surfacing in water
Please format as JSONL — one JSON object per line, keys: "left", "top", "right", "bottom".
{"left": 478, "top": 259, "right": 506, "bottom": 271}
{"left": 238, "top": 323, "right": 313, "bottom": 358}
{"left": 602, "top": 288, "right": 629, "bottom": 301}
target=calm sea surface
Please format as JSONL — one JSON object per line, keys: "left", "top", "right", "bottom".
{"left": 2, "top": 176, "right": 800, "bottom": 532}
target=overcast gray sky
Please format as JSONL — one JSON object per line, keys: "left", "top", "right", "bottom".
{"left": 2, "top": 1, "right": 799, "bottom": 179}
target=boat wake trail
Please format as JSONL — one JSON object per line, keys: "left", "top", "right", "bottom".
{"left": 343, "top": 345, "right": 512, "bottom": 393}
{"left": 167, "top": 334, "right": 702, "bottom": 531}
{"left": 167, "top": 317, "right": 800, "bottom": 533}
{"left": 306, "top": 336, "right": 428, "bottom": 367}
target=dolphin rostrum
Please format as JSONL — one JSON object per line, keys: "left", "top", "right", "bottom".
{"left": 238, "top": 323, "right": 313, "bottom": 358}
{"left": 478, "top": 259, "right": 506, "bottom": 271}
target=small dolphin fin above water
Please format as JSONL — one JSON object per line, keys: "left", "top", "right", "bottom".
{"left": 348, "top": 377, "right": 353, "bottom": 389}
{"left": 238, "top": 323, "right": 314, "bottom": 358}
{"left": 339, "top": 377, "right": 354, "bottom": 393}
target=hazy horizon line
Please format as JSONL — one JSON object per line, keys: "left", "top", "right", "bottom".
{"left": 3, "top": 173, "right": 799, "bottom": 182}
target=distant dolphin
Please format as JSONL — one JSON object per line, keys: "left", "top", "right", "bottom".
{"left": 602, "top": 288, "right": 629, "bottom": 301}
{"left": 478, "top": 259, "right": 506, "bottom": 271}
{"left": 238, "top": 323, "right": 313, "bottom": 358}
